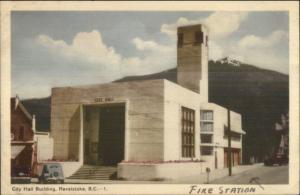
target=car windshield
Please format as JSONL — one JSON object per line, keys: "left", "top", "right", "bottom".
{"left": 46, "top": 164, "right": 63, "bottom": 177}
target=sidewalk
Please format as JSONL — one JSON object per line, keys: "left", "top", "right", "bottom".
{"left": 61, "top": 163, "right": 263, "bottom": 184}
{"left": 170, "top": 163, "right": 263, "bottom": 184}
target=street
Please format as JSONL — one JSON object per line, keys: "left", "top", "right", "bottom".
{"left": 28, "top": 164, "right": 288, "bottom": 184}
{"left": 211, "top": 165, "right": 288, "bottom": 184}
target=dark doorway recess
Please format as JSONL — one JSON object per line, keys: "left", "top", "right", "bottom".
{"left": 98, "top": 105, "right": 125, "bottom": 166}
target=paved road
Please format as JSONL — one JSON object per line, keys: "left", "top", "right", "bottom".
{"left": 211, "top": 165, "right": 288, "bottom": 184}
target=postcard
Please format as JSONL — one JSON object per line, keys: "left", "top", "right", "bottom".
{"left": 1, "top": 1, "right": 299, "bottom": 195}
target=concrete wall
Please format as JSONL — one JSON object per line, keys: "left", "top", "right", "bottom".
{"left": 200, "top": 103, "right": 244, "bottom": 169}
{"left": 177, "top": 24, "right": 209, "bottom": 102}
{"left": 164, "top": 80, "right": 202, "bottom": 161}
{"left": 200, "top": 103, "right": 243, "bottom": 148}
{"left": 83, "top": 107, "right": 99, "bottom": 164}
{"left": 35, "top": 133, "right": 54, "bottom": 162}
{"left": 118, "top": 161, "right": 212, "bottom": 181}
{"left": 51, "top": 79, "right": 165, "bottom": 162}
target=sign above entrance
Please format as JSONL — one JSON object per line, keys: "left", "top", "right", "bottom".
{"left": 94, "top": 97, "right": 114, "bottom": 103}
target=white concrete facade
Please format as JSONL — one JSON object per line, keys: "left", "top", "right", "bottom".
{"left": 50, "top": 24, "right": 245, "bottom": 180}
{"left": 35, "top": 132, "right": 54, "bottom": 162}
{"left": 199, "top": 103, "right": 245, "bottom": 170}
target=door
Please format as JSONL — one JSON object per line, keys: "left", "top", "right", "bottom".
{"left": 215, "top": 151, "right": 218, "bottom": 169}
{"left": 99, "top": 105, "right": 125, "bottom": 166}
{"left": 224, "top": 150, "right": 227, "bottom": 168}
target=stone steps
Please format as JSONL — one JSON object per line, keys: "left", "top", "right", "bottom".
{"left": 68, "top": 165, "right": 117, "bottom": 180}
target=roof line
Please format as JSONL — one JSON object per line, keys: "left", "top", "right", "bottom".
{"left": 14, "top": 95, "right": 33, "bottom": 121}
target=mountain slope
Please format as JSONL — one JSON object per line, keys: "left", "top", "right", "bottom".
{"left": 208, "top": 60, "right": 288, "bottom": 163}
{"left": 22, "top": 97, "right": 51, "bottom": 132}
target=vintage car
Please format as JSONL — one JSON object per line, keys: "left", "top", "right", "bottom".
{"left": 11, "top": 165, "right": 32, "bottom": 184}
{"left": 38, "top": 163, "right": 64, "bottom": 184}
{"left": 264, "top": 154, "right": 288, "bottom": 166}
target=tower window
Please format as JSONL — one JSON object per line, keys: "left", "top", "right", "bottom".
{"left": 195, "top": 31, "right": 203, "bottom": 45}
{"left": 178, "top": 33, "right": 183, "bottom": 48}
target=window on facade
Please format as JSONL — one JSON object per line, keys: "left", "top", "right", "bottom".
{"left": 19, "top": 126, "right": 25, "bottom": 140}
{"left": 195, "top": 31, "right": 204, "bottom": 45}
{"left": 200, "top": 110, "right": 214, "bottom": 132}
{"left": 206, "top": 35, "right": 209, "bottom": 47}
{"left": 201, "top": 146, "right": 213, "bottom": 155}
{"left": 200, "top": 110, "right": 213, "bottom": 120}
{"left": 201, "top": 134, "right": 213, "bottom": 143}
{"left": 178, "top": 33, "right": 184, "bottom": 48}
{"left": 181, "top": 107, "right": 195, "bottom": 158}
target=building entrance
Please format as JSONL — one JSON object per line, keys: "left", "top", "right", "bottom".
{"left": 83, "top": 104, "right": 125, "bottom": 166}
{"left": 224, "top": 148, "right": 240, "bottom": 168}
{"left": 98, "top": 105, "right": 125, "bottom": 165}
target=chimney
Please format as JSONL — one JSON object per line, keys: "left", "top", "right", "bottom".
{"left": 15, "top": 94, "right": 20, "bottom": 110}
{"left": 32, "top": 114, "right": 36, "bottom": 132}
{"left": 177, "top": 24, "right": 209, "bottom": 102}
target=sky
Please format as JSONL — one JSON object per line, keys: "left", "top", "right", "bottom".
{"left": 12, "top": 11, "right": 289, "bottom": 99}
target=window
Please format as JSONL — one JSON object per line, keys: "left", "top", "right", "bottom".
{"left": 200, "top": 122, "right": 213, "bottom": 132}
{"left": 19, "top": 126, "right": 25, "bottom": 140}
{"left": 201, "top": 146, "right": 213, "bottom": 155}
{"left": 181, "top": 107, "right": 195, "bottom": 158}
{"left": 200, "top": 110, "right": 214, "bottom": 132}
{"left": 178, "top": 33, "right": 183, "bottom": 48}
{"left": 206, "top": 35, "right": 209, "bottom": 46}
{"left": 195, "top": 31, "right": 204, "bottom": 45}
{"left": 200, "top": 110, "right": 213, "bottom": 120}
{"left": 201, "top": 134, "right": 213, "bottom": 143}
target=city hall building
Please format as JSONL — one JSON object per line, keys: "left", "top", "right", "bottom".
{"left": 51, "top": 24, "right": 245, "bottom": 180}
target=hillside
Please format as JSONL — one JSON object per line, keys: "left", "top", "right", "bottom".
{"left": 22, "top": 97, "right": 51, "bottom": 132}
{"left": 208, "top": 60, "right": 288, "bottom": 163}
{"left": 21, "top": 60, "right": 289, "bottom": 163}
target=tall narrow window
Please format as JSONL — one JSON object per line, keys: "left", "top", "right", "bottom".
{"left": 195, "top": 31, "right": 204, "bottom": 45}
{"left": 181, "top": 107, "right": 195, "bottom": 158}
{"left": 178, "top": 33, "right": 184, "bottom": 48}
{"left": 19, "top": 126, "right": 25, "bottom": 140}
{"left": 206, "top": 35, "right": 209, "bottom": 46}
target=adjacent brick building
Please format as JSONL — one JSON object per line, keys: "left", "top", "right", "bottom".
{"left": 11, "top": 96, "right": 36, "bottom": 177}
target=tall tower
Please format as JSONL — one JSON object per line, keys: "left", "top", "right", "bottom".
{"left": 177, "top": 24, "right": 209, "bottom": 102}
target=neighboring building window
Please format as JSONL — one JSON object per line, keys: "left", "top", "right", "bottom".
{"left": 206, "top": 35, "right": 209, "bottom": 46}
{"left": 181, "top": 107, "right": 195, "bottom": 158}
{"left": 201, "top": 146, "right": 213, "bottom": 155}
{"left": 19, "top": 126, "right": 24, "bottom": 140}
{"left": 178, "top": 33, "right": 184, "bottom": 48}
{"left": 195, "top": 31, "right": 204, "bottom": 45}
{"left": 201, "top": 134, "right": 213, "bottom": 143}
{"left": 200, "top": 110, "right": 213, "bottom": 132}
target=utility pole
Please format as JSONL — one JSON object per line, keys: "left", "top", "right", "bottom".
{"left": 227, "top": 109, "right": 232, "bottom": 176}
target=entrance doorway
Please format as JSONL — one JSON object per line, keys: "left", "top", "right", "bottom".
{"left": 83, "top": 104, "right": 125, "bottom": 166}
{"left": 99, "top": 105, "right": 125, "bottom": 165}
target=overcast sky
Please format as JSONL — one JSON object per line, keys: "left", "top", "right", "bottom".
{"left": 12, "top": 11, "right": 289, "bottom": 99}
